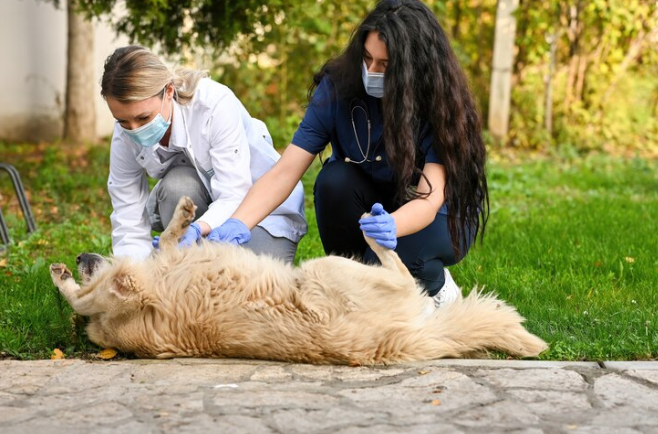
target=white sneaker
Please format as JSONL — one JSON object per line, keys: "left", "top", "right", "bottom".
{"left": 432, "top": 269, "right": 462, "bottom": 308}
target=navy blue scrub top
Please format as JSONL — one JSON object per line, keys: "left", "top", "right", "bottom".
{"left": 292, "top": 76, "right": 448, "bottom": 214}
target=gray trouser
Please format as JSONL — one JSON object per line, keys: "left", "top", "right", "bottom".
{"left": 147, "top": 165, "right": 298, "bottom": 264}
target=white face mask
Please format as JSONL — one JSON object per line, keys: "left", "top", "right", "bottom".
{"left": 361, "top": 60, "right": 385, "bottom": 99}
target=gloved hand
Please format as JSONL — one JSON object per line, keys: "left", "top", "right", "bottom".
{"left": 178, "top": 222, "right": 203, "bottom": 248}
{"left": 151, "top": 222, "right": 202, "bottom": 250}
{"left": 207, "top": 218, "right": 252, "bottom": 245}
{"left": 359, "top": 203, "right": 397, "bottom": 250}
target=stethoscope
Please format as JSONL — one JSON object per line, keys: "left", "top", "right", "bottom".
{"left": 345, "top": 99, "right": 383, "bottom": 164}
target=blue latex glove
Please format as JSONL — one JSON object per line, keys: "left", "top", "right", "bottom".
{"left": 153, "top": 223, "right": 202, "bottom": 250}
{"left": 207, "top": 218, "right": 252, "bottom": 245}
{"left": 178, "top": 222, "right": 203, "bottom": 248}
{"left": 358, "top": 203, "right": 397, "bottom": 250}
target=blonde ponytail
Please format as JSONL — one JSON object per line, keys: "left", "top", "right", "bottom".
{"left": 171, "top": 67, "right": 208, "bottom": 105}
{"left": 101, "top": 45, "right": 207, "bottom": 106}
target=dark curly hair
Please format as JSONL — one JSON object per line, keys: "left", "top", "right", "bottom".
{"left": 309, "top": 0, "right": 489, "bottom": 256}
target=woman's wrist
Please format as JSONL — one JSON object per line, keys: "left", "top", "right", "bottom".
{"left": 196, "top": 221, "right": 212, "bottom": 236}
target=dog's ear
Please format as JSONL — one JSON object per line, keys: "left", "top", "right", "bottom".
{"left": 109, "top": 272, "right": 142, "bottom": 300}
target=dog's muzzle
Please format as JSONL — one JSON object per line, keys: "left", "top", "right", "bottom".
{"left": 76, "top": 253, "right": 106, "bottom": 280}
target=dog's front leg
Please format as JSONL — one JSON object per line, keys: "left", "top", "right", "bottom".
{"left": 158, "top": 196, "right": 197, "bottom": 251}
{"left": 50, "top": 263, "right": 82, "bottom": 306}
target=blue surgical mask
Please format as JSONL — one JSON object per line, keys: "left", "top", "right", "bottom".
{"left": 122, "top": 88, "right": 172, "bottom": 148}
{"left": 362, "top": 60, "right": 385, "bottom": 99}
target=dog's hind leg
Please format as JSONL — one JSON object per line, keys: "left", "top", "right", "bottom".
{"left": 158, "top": 196, "right": 197, "bottom": 251}
{"left": 360, "top": 213, "right": 414, "bottom": 282}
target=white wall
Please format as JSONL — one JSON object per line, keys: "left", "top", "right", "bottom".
{"left": 0, "top": 0, "right": 130, "bottom": 142}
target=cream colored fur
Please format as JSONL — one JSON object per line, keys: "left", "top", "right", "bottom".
{"left": 50, "top": 197, "right": 547, "bottom": 365}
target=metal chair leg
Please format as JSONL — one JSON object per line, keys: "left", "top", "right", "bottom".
{"left": 0, "top": 163, "right": 38, "bottom": 245}
{"left": 0, "top": 206, "right": 10, "bottom": 245}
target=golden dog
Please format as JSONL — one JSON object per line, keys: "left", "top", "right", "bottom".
{"left": 50, "top": 197, "right": 547, "bottom": 364}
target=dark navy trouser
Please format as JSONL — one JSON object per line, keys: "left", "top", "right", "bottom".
{"left": 313, "top": 160, "right": 471, "bottom": 296}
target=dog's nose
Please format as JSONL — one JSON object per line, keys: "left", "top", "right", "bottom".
{"left": 77, "top": 253, "right": 94, "bottom": 266}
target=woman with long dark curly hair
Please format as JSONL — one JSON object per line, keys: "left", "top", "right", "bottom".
{"left": 208, "top": 0, "right": 489, "bottom": 307}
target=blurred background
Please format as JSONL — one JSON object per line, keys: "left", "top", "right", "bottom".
{"left": 1, "top": 0, "right": 656, "bottom": 154}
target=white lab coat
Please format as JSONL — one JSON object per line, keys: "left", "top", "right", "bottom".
{"left": 108, "top": 78, "right": 307, "bottom": 260}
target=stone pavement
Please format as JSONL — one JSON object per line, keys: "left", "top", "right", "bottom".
{"left": 1, "top": 359, "right": 657, "bottom": 434}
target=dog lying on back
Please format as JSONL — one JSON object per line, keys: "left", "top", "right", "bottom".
{"left": 50, "top": 197, "right": 547, "bottom": 364}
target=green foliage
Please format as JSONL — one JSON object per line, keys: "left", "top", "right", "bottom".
{"left": 508, "top": 0, "right": 658, "bottom": 151}
{"left": 76, "top": 0, "right": 293, "bottom": 55}
{"left": 212, "top": 1, "right": 373, "bottom": 147}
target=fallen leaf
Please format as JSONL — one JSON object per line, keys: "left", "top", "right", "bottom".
{"left": 417, "top": 370, "right": 429, "bottom": 375}
{"left": 51, "top": 348, "right": 65, "bottom": 360}
{"left": 97, "top": 348, "right": 118, "bottom": 360}
{"left": 431, "top": 399, "right": 441, "bottom": 406}
{"left": 0, "top": 258, "right": 6, "bottom": 267}
{"left": 625, "top": 257, "right": 635, "bottom": 263}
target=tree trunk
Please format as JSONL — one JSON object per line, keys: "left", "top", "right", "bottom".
{"left": 64, "top": 0, "right": 96, "bottom": 144}
{"left": 513, "top": 0, "right": 530, "bottom": 84}
{"left": 544, "top": 34, "right": 557, "bottom": 136}
{"left": 574, "top": 54, "right": 588, "bottom": 102}
{"left": 488, "top": 0, "right": 519, "bottom": 141}
{"left": 452, "top": 0, "right": 462, "bottom": 41}
{"left": 564, "top": 2, "right": 582, "bottom": 112}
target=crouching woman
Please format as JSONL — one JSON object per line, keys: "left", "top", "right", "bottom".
{"left": 101, "top": 46, "right": 307, "bottom": 263}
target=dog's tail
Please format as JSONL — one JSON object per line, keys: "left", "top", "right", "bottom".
{"left": 419, "top": 288, "right": 548, "bottom": 359}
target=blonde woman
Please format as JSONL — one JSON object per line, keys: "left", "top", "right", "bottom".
{"left": 101, "top": 45, "right": 306, "bottom": 262}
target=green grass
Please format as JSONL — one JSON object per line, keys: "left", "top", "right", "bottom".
{"left": 0, "top": 141, "right": 656, "bottom": 360}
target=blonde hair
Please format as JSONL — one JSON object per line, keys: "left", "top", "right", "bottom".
{"left": 101, "top": 45, "right": 208, "bottom": 106}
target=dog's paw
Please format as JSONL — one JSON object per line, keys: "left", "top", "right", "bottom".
{"left": 50, "top": 263, "right": 72, "bottom": 284}
{"left": 177, "top": 196, "right": 197, "bottom": 228}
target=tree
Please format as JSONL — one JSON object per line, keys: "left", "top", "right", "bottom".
{"left": 64, "top": 0, "right": 96, "bottom": 143}
{"left": 43, "top": 0, "right": 97, "bottom": 144}
{"left": 76, "top": 0, "right": 293, "bottom": 56}
{"left": 488, "top": 0, "right": 519, "bottom": 141}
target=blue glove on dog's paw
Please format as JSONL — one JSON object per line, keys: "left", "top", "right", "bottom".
{"left": 358, "top": 203, "right": 397, "bottom": 250}
{"left": 207, "top": 218, "right": 252, "bottom": 245}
